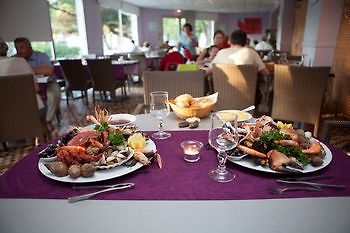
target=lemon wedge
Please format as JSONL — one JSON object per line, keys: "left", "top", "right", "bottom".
{"left": 277, "top": 121, "right": 293, "bottom": 129}
{"left": 128, "top": 133, "right": 146, "bottom": 149}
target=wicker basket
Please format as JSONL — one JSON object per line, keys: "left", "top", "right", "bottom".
{"left": 169, "top": 93, "right": 218, "bottom": 119}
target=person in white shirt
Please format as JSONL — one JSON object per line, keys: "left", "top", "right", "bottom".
{"left": 208, "top": 30, "right": 269, "bottom": 76}
{"left": 254, "top": 37, "right": 273, "bottom": 51}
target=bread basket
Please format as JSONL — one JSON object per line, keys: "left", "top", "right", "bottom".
{"left": 168, "top": 92, "right": 218, "bottom": 119}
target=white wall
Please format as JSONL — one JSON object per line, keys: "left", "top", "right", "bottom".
{"left": 302, "top": 0, "right": 343, "bottom": 66}
{"left": 0, "top": 0, "right": 52, "bottom": 41}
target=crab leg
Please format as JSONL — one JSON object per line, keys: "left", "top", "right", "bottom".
{"left": 237, "top": 145, "right": 267, "bottom": 158}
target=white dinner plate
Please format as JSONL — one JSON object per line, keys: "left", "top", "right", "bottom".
{"left": 109, "top": 114, "right": 136, "bottom": 126}
{"left": 227, "top": 142, "right": 332, "bottom": 174}
{"left": 217, "top": 110, "right": 252, "bottom": 122}
{"left": 38, "top": 139, "right": 156, "bottom": 183}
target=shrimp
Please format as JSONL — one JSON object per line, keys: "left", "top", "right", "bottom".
{"left": 237, "top": 145, "right": 267, "bottom": 159}
{"left": 274, "top": 140, "right": 299, "bottom": 147}
{"left": 133, "top": 151, "right": 151, "bottom": 165}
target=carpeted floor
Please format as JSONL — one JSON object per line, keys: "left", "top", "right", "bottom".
{"left": 1, "top": 82, "right": 349, "bottom": 176}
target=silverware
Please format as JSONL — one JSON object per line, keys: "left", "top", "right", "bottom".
{"left": 276, "top": 179, "right": 346, "bottom": 190}
{"left": 73, "top": 182, "right": 134, "bottom": 189}
{"left": 279, "top": 175, "right": 333, "bottom": 182}
{"left": 267, "top": 186, "right": 322, "bottom": 194}
{"left": 241, "top": 105, "right": 255, "bottom": 112}
{"left": 68, "top": 183, "right": 135, "bottom": 203}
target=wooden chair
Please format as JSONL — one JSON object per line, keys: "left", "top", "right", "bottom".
{"left": 271, "top": 64, "right": 331, "bottom": 136}
{"left": 59, "top": 59, "right": 92, "bottom": 105}
{"left": 212, "top": 64, "right": 258, "bottom": 111}
{"left": 0, "top": 74, "right": 45, "bottom": 147}
{"left": 141, "top": 70, "right": 205, "bottom": 109}
{"left": 129, "top": 53, "right": 148, "bottom": 76}
{"left": 86, "top": 59, "right": 126, "bottom": 103}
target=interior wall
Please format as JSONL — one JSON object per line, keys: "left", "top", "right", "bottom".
{"left": 331, "top": 0, "right": 350, "bottom": 117}
{"left": 139, "top": 7, "right": 270, "bottom": 47}
{"left": 0, "top": 0, "right": 52, "bottom": 41}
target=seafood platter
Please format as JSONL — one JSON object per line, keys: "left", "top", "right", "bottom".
{"left": 38, "top": 107, "right": 162, "bottom": 183}
{"left": 224, "top": 115, "right": 332, "bottom": 174}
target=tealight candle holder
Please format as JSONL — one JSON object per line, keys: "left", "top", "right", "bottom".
{"left": 180, "top": 140, "right": 203, "bottom": 163}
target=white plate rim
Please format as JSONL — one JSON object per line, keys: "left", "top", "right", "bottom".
{"left": 217, "top": 110, "right": 252, "bottom": 122}
{"left": 38, "top": 139, "right": 156, "bottom": 183}
{"left": 228, "top": 141, "right": 332, "bottom": 174}
{"left": 109, "top": 114, "right": 137, "bottom": 126}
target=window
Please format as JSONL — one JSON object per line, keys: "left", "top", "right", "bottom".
{"left": 195, "top": 20, "right": 214, "bottom": 49}
{"left": 100, "top": 6, "right": 139, "bottom": 54}
{"left": 48, "top": 0, "right": 81, "bottom": 59}
{"left": 162, "top": 17, "right": 186, "bottom": 47}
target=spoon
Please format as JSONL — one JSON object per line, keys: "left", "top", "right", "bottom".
{"left": 227, "top": 154, "right": 250, "bottom": 161}
{"left": 241, "top": 105, "right": 255, "bottom": 112}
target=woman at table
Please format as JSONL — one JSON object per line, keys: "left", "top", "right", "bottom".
{"left": 178, "top": 23, "right": 198, "bottom": 60}
{"left": 196, "top": 30, "right": 228, "bottom": 64}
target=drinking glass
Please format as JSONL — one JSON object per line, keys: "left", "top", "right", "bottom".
{"left": 208, "top": 112, "right": 238, "bottom": 182}
{"left": 150, "top": 91, "right": 171, "bottom": 140}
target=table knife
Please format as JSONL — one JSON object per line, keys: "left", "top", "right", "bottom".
{"left": 73, "top": 182, "right": 134, "bottom": 189}
{"left": 68, "top": 183, "right": 135, "bottom": 203}
{"left": 279, "top": 175, "right": 333, "bottom": 182}
{"left": 276, "top": 179, "right": 346, "bottom": 190}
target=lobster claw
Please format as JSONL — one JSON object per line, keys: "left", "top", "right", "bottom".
{"left": 268, "top": 150, "right": 303, "bottom": 173}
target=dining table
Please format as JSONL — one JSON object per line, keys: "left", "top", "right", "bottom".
{"left": 1, "top": 112, "right": 350, "bottom": 233}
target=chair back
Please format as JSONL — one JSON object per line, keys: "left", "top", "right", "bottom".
{"left": 86, "top": 59, "right": 116, "bottom": 91}
{"left": 0, "top": 74, "right": 44, "bottom": 142}
{"left": 129, "top": 54, "right": 147, "bottom": 75}
{"left": 143, "top": 71, "right": 205, "bottom": 105}
{"left": 271, "top": 64, "right": 330, "bottom": 136}
{"left": 212, "top": 64, "right": 258, "bottom": 110}
{"left": 59, "top": 59, "right": 90, "bottom": 91}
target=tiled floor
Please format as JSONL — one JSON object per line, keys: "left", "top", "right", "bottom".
{"left": 1, "top": 82, "right": 349, "bottom": 176}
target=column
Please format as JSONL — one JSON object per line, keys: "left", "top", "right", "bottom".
{"left": 276, "top": 0, "right": 295, "bottom": 51}
{"left": 302, "top": 0, "right": 343, "bottom": 66}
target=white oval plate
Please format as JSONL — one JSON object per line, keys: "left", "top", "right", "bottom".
{"left": 217, "top": 110, "right": 252, "bottom": 122}
{"left": 109, "top": 114, "right": 136, "bottom": 126}
{"left": 228, "top": 142, "right": 332, "bottom": 174}
{"left": 38, "top": 140, "right": 156, "bottom": 183}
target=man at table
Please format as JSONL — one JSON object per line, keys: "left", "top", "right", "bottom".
{"left": 13, "top": 37, "right": 60, "bottom": 128}
{"left": 207, "top": 29, "right": 269, "bottom": 76}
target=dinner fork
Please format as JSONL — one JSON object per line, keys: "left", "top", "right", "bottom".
{"left": 267, "top": 186, "right": 322, "bottom": 194}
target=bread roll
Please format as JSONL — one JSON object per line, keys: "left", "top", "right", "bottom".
{"left": 176, "top": 100, "right": 190, "bottom": 108}
{"left": 190, "top": 98, "right": 212, "bottom": 108}
{"left": 175, "top": 94, "right": 193, "bottom": 104}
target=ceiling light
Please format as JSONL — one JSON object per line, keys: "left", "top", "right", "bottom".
{"left": 177, "top": 9, "right": 182, "bottom": 13}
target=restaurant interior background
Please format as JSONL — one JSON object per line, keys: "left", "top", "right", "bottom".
{"left": 0, "top": 0, "right": 349, "bottom": 170}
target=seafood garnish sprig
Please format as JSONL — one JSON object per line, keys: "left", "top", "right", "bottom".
{"left": 233, "top": 115, "right": 325, "bottom": 173}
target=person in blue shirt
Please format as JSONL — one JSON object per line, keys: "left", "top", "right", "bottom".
{"left": 178, "top": 23, "right": 198, "bottom": 58}
{"left": 14, "top": 37, "right": 60, "bottom": 128}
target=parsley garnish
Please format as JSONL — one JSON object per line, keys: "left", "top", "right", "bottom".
{"left": 94, "top": 122, "right": 109, "bottom": 132}
{"left": 108, "top": 131, "right": 126, "bottom": 146}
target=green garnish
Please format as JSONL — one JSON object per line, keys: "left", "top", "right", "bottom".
{"left": 260, "top": 129, "right": 290, "bottom": 143}
{"left": 94, "top": 122, "right": 109, "bottom": 132}
{"left": 260, "top": 129, "right": 309, "bottom": 165}
{"left": 108, "top": 131, "right": 126, "bottom": 146}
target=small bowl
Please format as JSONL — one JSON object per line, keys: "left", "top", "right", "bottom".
{"left": 180, "top": 140, "right": 203, "bottom": 163}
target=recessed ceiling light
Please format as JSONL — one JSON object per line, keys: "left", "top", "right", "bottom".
{"left": 177, "top": 9, "right": 182, "bottom": 13}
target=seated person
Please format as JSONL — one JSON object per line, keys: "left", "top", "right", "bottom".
{"left": 196, "top": 30, "right": 228, "bottom": 63}
{"left": 255, "top": 37, "right": 273, "bottom": 51}
{"left": 159, "top": 47, "right": 185, "bottom": 71}
{"left": 13, "top": 37, "right": 60, "bottom": 125}
{"left": 0, "top": 37, "right": 8, "bottom": 57}
{"left": 140, "top": 41, "right": 151, "bottom": 52}
{"left": 196, "top": 45, "right": 220, "bottom": 67}
{"left": 208, "top": 30, "right": 269, "bottom": 76}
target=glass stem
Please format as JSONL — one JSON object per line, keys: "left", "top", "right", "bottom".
{"left": 158, "top": 119, "right": 164, "bottom": 134}
{"left": 217, "top": 151, "right": 227, "bottom": 172}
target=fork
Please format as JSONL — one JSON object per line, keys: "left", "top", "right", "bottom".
{"left": 267, "top": 186, "right": 322, "bottom": 194}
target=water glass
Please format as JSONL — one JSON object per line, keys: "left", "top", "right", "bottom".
{"left": 150, "top": 91, "right": 171, "bottom": 140}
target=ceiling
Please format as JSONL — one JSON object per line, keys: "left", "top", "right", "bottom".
{"left": 122, "top": 0, "right": 280, "bottom": 13}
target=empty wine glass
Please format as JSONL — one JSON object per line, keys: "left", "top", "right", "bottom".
{"left": 208, "top": 112, "right": 239, "bottom": 182}
{"left": 150, "top": 91, "right": 171, "bottom": 140}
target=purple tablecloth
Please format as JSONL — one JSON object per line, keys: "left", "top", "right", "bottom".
{"left": 0, "top": 130, "right": 349, "bottom": 200}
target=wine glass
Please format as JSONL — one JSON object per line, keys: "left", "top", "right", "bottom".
{"left": 150, "top": 91, "right": 171, "bottom": 140}
{"left": 208, "top": 112, "right": 239, "bottom": 182}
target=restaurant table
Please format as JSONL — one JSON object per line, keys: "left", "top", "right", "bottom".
{"left": 1, "top": 113, "right": 350, "bottom": 233}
